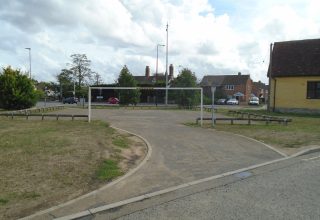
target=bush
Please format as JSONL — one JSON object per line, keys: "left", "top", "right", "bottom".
{"left": 0, "top": 66, "right": 38, "bottom": 110}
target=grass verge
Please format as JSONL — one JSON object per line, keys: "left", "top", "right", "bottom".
{"left": 185, "top": 110, "right": 320, "bottom": 150}
{"left": 0, "top": 117, "right": 146, "bottom": 219}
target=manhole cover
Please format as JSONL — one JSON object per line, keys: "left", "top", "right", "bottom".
{"left": 234, "top": 171, "right": 252, "bottom": 179}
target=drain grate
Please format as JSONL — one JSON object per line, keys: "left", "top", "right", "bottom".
{"left": 233, "top": 171, "right": 252, "bottom": 179}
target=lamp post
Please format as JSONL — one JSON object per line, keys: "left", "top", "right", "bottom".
{"left": 156, "top": 44, "right": 165, "bottom": 107}
{"left": 165, "top": 22, "right": 169, "bottom": 106}
{"left": 25, "top": 47, "right": 31, "bottom": 79}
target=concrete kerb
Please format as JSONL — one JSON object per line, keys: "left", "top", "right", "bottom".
{"left": 53, "top": 140, "right": 320, "bottom": 220}
{"left": 290, "top": 146, "right": 320, "bottom": 157}
{"left": 55, "top": 155, "right": 302, "bottom": 220}
{"left": 19, "top": 126, "right": 152, "bottom": 220}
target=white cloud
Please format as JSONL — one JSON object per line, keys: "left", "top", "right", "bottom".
{"left": 0, "top": 0, "right": 319, "bottom": 84}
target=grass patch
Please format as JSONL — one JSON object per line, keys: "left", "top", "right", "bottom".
{"left": 0, "top": 117, "right": 144, "bottom": 219}
{"left": 97, "top": 159, "right": 123, "bottom": 181}
{"left": 112, "top": 136, "right": 130, "bottom": 148}
{"left": 186, "top": 110, "right": 320, "bottom": 149}
{"left": 0, "top": 198, "right": 8, "bottom": 205}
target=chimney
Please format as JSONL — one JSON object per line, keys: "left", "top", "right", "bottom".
{"left": 145, "top": 66, "right": 150, "bottom": 78}
{"left": 169, "top": 64, "right": 174, "bottom": 78}
{"left": 238, "top": 72, "right": 241, "bottom": 76}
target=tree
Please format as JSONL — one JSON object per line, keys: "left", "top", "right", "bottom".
{"left": 0, "top": 66, "right": 39, "bottom": 110}
{"left": 117, "top": 65, "right": 140, "bottom": 105}
{"left": 56, "top": 69, "right": 74, "bottom": 99}
{"left": 171, "top": 68, "right": 200, "bottom": 108}
{"left": 93, "top": 72, "right": 103, "bottom": 85}
{"left": 69, "top": 54, "right": 92, "bottom": 87}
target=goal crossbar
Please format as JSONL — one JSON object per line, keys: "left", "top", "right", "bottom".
{"left": 88, "top": 86, "right": 203, "bottom": 126}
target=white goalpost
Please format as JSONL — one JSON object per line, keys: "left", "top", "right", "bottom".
{"left": 88, "top": 87, "right": 203, "bottom": 126}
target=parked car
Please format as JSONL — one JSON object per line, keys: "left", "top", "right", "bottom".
{"left": 63, "top": 97, "right": 78, "bottom": 104}
{"left": 107, "top": 97, "right": 119, "bottom": 104}
{"left": 226, "top": 98, "right": 239, "bottom": 105}
{"left": 216, "top": 99, "right": 226, "bottom": 105}
{"left": 249, "top": 97, "right": 260, "bottom": 105}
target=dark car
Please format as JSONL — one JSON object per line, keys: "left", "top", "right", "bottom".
{"left": 216, "top": 99, "right": 226, "bottom": 105}
{"left": 63, "top": 97, "right": 78, "bottom": 104}
{"left": 107, "top": 97, "right": 119, "bottom": 104}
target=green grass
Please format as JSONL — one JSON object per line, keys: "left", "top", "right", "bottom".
{"left": 0, "top": 198, "right": 8, "bottom": 205}
{"left": 186, "top": 110, "right": 320, "bottom": 149}
{"left": 96, "top": 159, "right": 123, "bottom": 181}
{"left": 0, "top": 117, "right": 144, "bottom": 219}
{"left": 112, "top": 136, "right": 130, "bottom": 148}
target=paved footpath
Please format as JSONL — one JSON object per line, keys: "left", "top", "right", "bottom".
{"left": 26, "top": 108, "right": 283, "bottom": 219}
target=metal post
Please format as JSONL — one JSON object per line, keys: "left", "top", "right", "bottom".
{"left": 211, "top": 86, "right": 216, "bottom": 127}
{"left": 88, "top": 87, "right": 91, "bottom": 122}
{"left": 165, "top": 23, "right": 169, "bottom": 106}
{"left": 201, "top": 88, "right": 203, "bottom": 127}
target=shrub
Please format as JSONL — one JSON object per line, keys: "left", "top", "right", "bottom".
{"left": 0, "top": 66, "right": 38, "bottom": 110}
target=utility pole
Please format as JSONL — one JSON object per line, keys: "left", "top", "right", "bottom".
{"left": 165, "top": 22, "right": 169, "bottom": 106}
{"left": 25, "top": 48, "right": 31, "bottom": 78}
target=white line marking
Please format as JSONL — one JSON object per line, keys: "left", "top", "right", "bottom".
{"left": 302, "top": 155, "right": 320, "bottom": 161}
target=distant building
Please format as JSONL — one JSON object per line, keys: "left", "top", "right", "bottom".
{"left": 133, "top": 64, "right": 174, "bottom": 86}
{"left": 252, "top": 81, "right": 269, "bottom": 103}
{"left": 132, "top": 64, "right": 175, "bottom": 103}
{"left": 268, "top": 38, "right": 320, "bottom": 114}
{"left": 200, "top": 72, "right": 253, "bottom": 103}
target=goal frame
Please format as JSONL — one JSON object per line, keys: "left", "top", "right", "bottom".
{"left": 88, "top": 87, "right": 203, "bottom": 126}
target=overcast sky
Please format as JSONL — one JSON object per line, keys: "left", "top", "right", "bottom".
{"left": 0, "top": 0, "right": 319, "bottom": 84}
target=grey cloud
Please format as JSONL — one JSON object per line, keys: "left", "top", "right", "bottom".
{"left": 0, "top": 0, "right": 74, "bottom": 33}
{"left": 198, "top": 42, "right": 219, "bottom": 55}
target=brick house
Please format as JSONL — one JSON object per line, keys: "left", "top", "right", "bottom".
{"left": 132, "top": 64, "right": 175, "bottom": 103}
{"left": 252, "top": 81, "right": 269, "bottom": 103}
{"left": 200, "top": 73, "right": 253, "bottom": 102}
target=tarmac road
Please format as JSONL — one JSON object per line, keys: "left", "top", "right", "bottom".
{"left": 112, "top": 152, "right": 320, "bottom": 220}
{"left": 26, "top": 108, "right": 283, "bottom": 219}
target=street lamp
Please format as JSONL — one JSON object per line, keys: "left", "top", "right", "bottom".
{"left": 25, "top": 48, "right": 31, "bottom": 79}
{"left": 156, "top": 44, "right": 165, "bottom": 81}
{"left": 165, "top": 22, "right": 169, "bottom": 106}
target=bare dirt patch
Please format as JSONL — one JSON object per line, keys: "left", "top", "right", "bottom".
{"left": 0, "top": 118, "right": 147, "bottom": 219}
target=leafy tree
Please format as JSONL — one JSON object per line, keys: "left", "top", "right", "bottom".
{"left": 69, "top": 54, "right": 92, "bottom": 88}
{"left": 171, "top": 68, "right": 200, "bottom": 108}
{"left": 0, "top": 66, "right": 39, "bottom": 110}
{"left": 117, "top": 65, "right": 140, "bottom": 105}
{"left": 56, "top": 69, "right": 74, "bottom": 99}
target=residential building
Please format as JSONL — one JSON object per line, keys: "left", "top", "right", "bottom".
{"left": 133, "top": 64, "right": 174, "bottom": 86}
{"left": 133, "top": 64, "right": 175, "bottom": 103}
{"left": 268, "top": 38, "right": 320, "bottom": 114}
{"left": 200, "top": 72, "right": 253, "bottom": 103}
{"left": 252, "top": 81, "right": 269, "bottom": 103}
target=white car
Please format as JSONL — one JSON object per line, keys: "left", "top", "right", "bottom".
{"left": 226, "top": 98, "right": 239, "bottom": 105}
{"left": 249, "top": 97, "right": 259, "bottom": 105}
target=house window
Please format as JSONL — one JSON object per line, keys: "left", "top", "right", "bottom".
{"left": 224, "top": 85, "right": 234, "bottom": 90}
{"left": 307, "top": 81, "right": 320, "bottom": 99}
